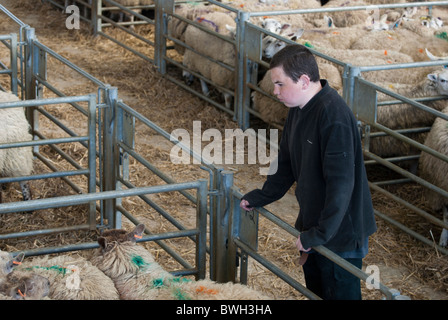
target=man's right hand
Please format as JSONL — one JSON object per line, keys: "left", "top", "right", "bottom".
{"left": 240, "top": 199, "right": 253, "bottom": 211}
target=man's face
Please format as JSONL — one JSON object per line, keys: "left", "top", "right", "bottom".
{"left": 270, "top": 66, "right": 306, "bottom": 108}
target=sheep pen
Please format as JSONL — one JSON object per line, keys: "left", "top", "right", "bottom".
{"left": 0, "top": 0, "right": 448, "bottom": 301}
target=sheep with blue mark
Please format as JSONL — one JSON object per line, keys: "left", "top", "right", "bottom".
{"left": 90, "top": 224, "right": 271, "bottom": 300}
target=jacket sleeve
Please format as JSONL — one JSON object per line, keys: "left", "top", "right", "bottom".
{"left": 300, "top": 121, "right": 356, "bottom": 249}
{"left": 242, "top": 127, "right": 295, "bottom": 208}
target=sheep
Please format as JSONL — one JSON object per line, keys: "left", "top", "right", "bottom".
{"left": 0, "top": 250, "right": 24, "bottom": 276}
{"left": 260, "top": 17, "right": 288, "bottom": 34}
{"left": 0, "top": 90, "right": 33, "bottom": 205}
{"left": 367, "top": 69, "right": 448, "bottom": 159}
{"left": 90, "top": 224, "right": 271, "bottom": 300}
{"left": 0, "top": 251, "right": 49, "bottom": 300}
{"left": 167, "top": 3, "right": 224, "bottom": 55}
{"left": 0, "top": 271, "right": 50, "bottom": 300}
{"left": 418, "top": 105, "right": 448, "bottom": 247}
{"left": 262, "top": 28, "right": 305, "bottom": 59}
{"left": 315, "top": 0, "right": 371, "bottom": 28}
{"left": 349, "top": 23, "right": 448, "bottom": 62}
{"left": 17, "top": 254, "right": 120, "bottom": 300}
{"left": 182, "top": 11, "right": 237, "bottom": 109}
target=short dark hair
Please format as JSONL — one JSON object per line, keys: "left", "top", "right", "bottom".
{"left": 269, "top": 44, "right": 320, "bottom": 83}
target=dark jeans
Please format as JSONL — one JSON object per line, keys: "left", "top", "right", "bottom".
{"left": 302, "top": 252, "right": 362, "bottom": 300}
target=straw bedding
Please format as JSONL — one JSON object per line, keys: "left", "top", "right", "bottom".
{"left": 0, "top": 0, "right": 447, "bottom": 300}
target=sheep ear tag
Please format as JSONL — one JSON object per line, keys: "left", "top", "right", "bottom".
{"left": 132, "top": 224, "right": 145, "bottom": 241}
{"left": 13, "top": 253, "right": 25, "bottom": 265}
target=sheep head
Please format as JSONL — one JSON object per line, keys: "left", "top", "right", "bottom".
{"left": 0, "top": 251, "right": 25, "bottom": 276}
{"left": 428, "top": 70, "right": 448, "bottom": 95}
{"left": 97, "top": 224, "right": 145, "bottom": 253}
{"left": 262, "top": 28, "right": 304, "bottom": 59}
{"left": 1, "top": 272, "right": 50, "bottom": 300}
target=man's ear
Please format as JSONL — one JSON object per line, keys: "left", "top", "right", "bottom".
{"left": 299, "top": 74, "right": 311, "bottom": 89}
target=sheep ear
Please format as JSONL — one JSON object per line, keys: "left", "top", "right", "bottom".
{"left": 288, "top": 28, "right": 304, "bottom": 41}
{"left": 428, "top": 73, "right": 438, "bottom": 82}
{"left": 5, "top": 253, "right": 25, "bottom": 274}
{"left": 281, "top": 23, "right": 291, "bottom": 30}
{"left": 225, "top": 24, "right": 236, "bottom": 38}
{"left": 12, "top": 282, "right": 27, "bottom": 300}
{"left": 131, "top": 224, "right": 145, "bottom": 241}
{"left": 98, "top": 237, "right": 107, "bottom": 249}
{"left": 14, "top": 253, "right": 25, "bottom": 264}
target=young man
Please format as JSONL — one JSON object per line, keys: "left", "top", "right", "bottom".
{"left": 240, "top": 45, "right": 377, "bottom": 300}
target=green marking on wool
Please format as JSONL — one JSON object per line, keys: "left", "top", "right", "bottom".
{"left": 24, "top": 265, "right": 71, "bottom": 275}
{"left": 152, "top": 276, "right": 192, "bottom": 289}
{"left": 172, "top": 277, "right": 192, "bottom": 283}
{"left": 152, "top": 278, "right": 165, "bottom": 288}
{"left": 131, "top": 255, "right": 147, "bottom": 268}
{"left": 173, "top": 288, "right": 191, "bottom": 300}
{"left": 436, "top": 32, "right": 448, "bottom": 41}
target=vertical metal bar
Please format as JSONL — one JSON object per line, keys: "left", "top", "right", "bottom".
{"left": 102, "top": 86, "right": 118, "bottom": 228}
{"left": 154, "top": 0, "right": 172, "bottom": 75}
{"left": 92, "top": 0, "right": 102, "bottom": 36}
{"left": 345, "top": 65, "right": 361, "bottom": 111}
{"left": 23, "top": 27, "right": 36, "bottom": 101}
{"left": 212, "top": 168, "right": 236, "bottom": 283}
{"left": 196, "top": 179, "right": 208, "bottom": 280}
{"left": 88, "top": 93, "right": 98, "bottom": 229}
{"left": 113, "top": 99, "right": 123, "bottom": 229}
{"left": 9, "top": 33, "right": 18, "bottom": 95}
{"left": 234, "top": 11, "right": 250, "bottom": 127}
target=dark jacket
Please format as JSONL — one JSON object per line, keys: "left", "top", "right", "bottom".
{"left": 243, "top": 80, "right": 377, "bottom": 252}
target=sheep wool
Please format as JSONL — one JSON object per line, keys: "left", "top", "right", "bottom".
{"left": 18, "top": 254, "right": 120, "bottom": 300}
{"left": 91, "top": 224, "right": 271, "bottom": 300}
{"left": 0, "top": 91, "right": 33, "bottom": 202}
{"left": 419, "top": 107, "right": 448, "bottom": 207}
{"left": 368, "top": 69, "right": 448, "bottom": 158}
{"left": 418, "top": 106, "right": 448, "bottom": 233}
{"left": 182, "top": 11, "right": 237, "bottom": 108}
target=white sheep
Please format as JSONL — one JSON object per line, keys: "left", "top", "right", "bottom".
{"left": 90, "top": 224, "right": 271, "bottom": 300}
{"left": 367, "top": 69, "right": 448, "bottom": 159}
{"left": 182, "top": 11, "right": 237, "bottom": 109}
{"left": 17, "top": 254, "right": 120, "bottom": 300}
{"left": 316, "top": 0, "right": 371, "bottom": 28}
{"left": 167, "top": 3, "right": 222, "bottom": 55}
{"left": 418, "top": 105, "right": 448, "bottom": 247}
{"left": 262, "top": 28, "right": 305, "bottom": 59}
{"left": 0, "top": 270, "right": 50, "bottom": 300}
{"left": 0, "top": 90, "right": 34, "bottom": 205}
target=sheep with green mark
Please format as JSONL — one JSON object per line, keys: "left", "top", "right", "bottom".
{"left": 91, "top": 223, "right": 271, "bottom": 300}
